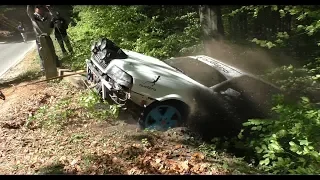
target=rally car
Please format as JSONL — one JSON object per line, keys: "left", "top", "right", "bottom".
{"left": 86, "top": 38, "right": 281, "bottom": 134}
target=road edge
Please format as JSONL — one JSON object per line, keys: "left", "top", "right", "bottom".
{"left": 0, "top": 40, "right": 36, "bottom": 78}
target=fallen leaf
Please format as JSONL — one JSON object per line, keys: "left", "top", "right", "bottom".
{"left": 173, "top": 164, "right": 180, "bottom": 171}
{"left": 192, "top": 152, "right": 205, "bottom": 160}
{"left": 199, "top": 163, "right": 208, "bottom": 171}
{"left": 91, "top": 141, "right": 98, "bottom": 147}
{"left": 128, "top": 167, "right": 139, "bottom": 175}
{"left": 70, "top": 159, "right": 78, "bottom": 166}
{"left": 155, "top": 158, "right": 161, "bottom": 164}
{"left": 191, "top": 164, "right": 200, "bottom": 171}
{"left": 180, "top": 160, "right": 190, "bottom": 171}
{"left": 174, "top": 144, "right": 182, "bottom": 150}
{"left": 112, "top": 157, "right": 118, "bottom": 163}
{"left": 75, "top": 164, "right": 82, "bottom": 172}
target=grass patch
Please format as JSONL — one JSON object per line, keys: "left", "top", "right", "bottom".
{"left": 70, "top": 133, "right": 87, "bottom": 143}
{"left": 0, "top": 69, "right": 42, "bottom": 88}
{"left": 78, "top": 90, "right": 120, "bottom": 121}
{"left": 26, "top": 97, "right": 75, "bottom": 130}
{"left": 37, "top": 163, "right": 66, "bottom": 175}
{"left": 25, "top": 88, "right": 120, "bottom": 130}
{"left": 197, "top": 142, "right": 261, "bottom": 174}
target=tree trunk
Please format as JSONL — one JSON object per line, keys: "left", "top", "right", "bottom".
{"left": 242, "top": 12, "right": 248, "bottom": 39}
{"left": 199, "top": 5, "right": 224, "bottom": 41}
{"left": 228, "top": 16, "right": 233, "bottom": 39}
{"left": 286, "top": 14, "right": 292, "bottom": 33}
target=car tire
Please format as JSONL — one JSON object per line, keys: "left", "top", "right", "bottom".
{"left": 138, "top": 101, "right": 188, "bottom": 131}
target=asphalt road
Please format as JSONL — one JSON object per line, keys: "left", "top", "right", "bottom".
{"left": 0, "top": 39, "right": 36, "bottom": 78}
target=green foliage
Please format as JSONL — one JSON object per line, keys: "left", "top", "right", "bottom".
{"left": 54, "top": 6, "right": 320, "bottom": 175}
{"left": 26, "top": 90, "right": 120, "bottom": 129}
{"left": 79, "top": 90, "right": 119, "bottom": 120}
{"left": 197, "top": 141, "right": 262, "bottom": 174}
{"left": 223, "top": 5, "right": 320, "bottom": 65}
{"left": 251, "top": 38, "right": 276, "bottom": 49}
{"left": 66, "top": 5, "right": 201, "bottom": 70}
{"left": 27, "top": 98, "right": 74, "bottom": 129}
{"left": 198, "top": 143, "right": 217, "bottom": 158}
{"left": 239, "top": 95, "right": 320, "bottom": 174}
{"left": 262, "top": 65, "right": 320, "bottom": 97}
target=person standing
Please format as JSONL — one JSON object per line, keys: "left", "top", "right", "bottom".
{"left": 26, "top": 5, "right": 61, "bottom": 73}
{"left": 17, "top": 22, "right": 27, "bottom": 42}
{"left": 53, "top": 11, "right": 73, "bottom": 55}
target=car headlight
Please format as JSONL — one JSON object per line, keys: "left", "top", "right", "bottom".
{"left": 100, "top": 38, "right": 107, "bottom": 50}
{"left": 106, "top": 65, "right": 133, "bottom": 88}
{"left": 90, "top": 42, "right": 98, "bottom": 54}
{"left": 96, "top": 38, "right": 102, "bottom": 49}
{"left": 97, "top": 49, "right": 107, "bottom": 60}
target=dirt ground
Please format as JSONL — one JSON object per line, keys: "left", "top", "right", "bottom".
{"left": 0, "top": 49, "right": 39, "bottom": 115}
{"left": 0, "top": 50, "right": 257, "bottom": 175}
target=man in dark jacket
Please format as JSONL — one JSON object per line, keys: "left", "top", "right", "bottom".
{"left": 27, "top": 5, "right": 61, "bottom": 72}
{"left": 53, "top": 11, "right": 73, "bottom": 55}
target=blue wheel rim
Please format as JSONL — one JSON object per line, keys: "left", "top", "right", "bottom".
{"left": 145, "top": 105, "right": 181, "bottom": 130}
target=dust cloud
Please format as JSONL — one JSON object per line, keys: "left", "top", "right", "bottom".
{"left": 197, "top": 39, "right": 298, "bottom": 75}
{"left": 181, "top": 39, "right": 296, "bottom": 140}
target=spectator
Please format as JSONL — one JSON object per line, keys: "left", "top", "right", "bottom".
{"left": 53, "top": 11, "right": 73, "bottom": 55}
{"left": 17, "top": 22, "right": 27, "bottom": 43}
{"left": 26, "top": 5, "right": 61, "bottom": 73}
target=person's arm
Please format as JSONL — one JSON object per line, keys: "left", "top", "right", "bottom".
{"left": 26, "top": 5, "right": 44, "bottom": 35}
{"left": 50, "top": 16, "right": 57, "bottom": 28}
{"left": 50, "top": 20, "right": 54, "bottom": 28}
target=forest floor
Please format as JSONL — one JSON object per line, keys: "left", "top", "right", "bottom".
{"left": 0, "top": 48, "right": 260, "bottom": 175}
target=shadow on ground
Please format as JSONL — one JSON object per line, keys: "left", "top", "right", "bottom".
{"left": 36, "top": 163, "right": 69, "bottom": 175}
{"left": 117, "top": 109, "right": 138, "bottom": 125}
{"left": 36, "top": 149, "right": 163, "bottom": 175}
{"left": 0, "top": 69, "right": 42, "bottom": 88}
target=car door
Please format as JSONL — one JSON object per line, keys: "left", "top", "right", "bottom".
{"left": 211, "top": 75, "right": 282, "bottom": 118}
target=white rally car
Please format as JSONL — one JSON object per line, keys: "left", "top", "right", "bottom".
{"left": 86, "top": 38, "right": 281, "bottom": 133}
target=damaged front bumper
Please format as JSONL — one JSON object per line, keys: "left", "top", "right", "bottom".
{"left": 86, "top": 58, "right": 133, "bottom": 106}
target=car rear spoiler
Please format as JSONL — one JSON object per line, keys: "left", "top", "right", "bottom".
{"left": 190, "top": 55, "right": 246, "bottom": 79}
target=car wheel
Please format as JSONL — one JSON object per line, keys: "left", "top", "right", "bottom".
{"left": 139, "top": 101, "right": 187, "bottom": 131}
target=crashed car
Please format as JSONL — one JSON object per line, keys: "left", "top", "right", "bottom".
{"left": 86, "top": 38, "right": 281, "bottom": 133}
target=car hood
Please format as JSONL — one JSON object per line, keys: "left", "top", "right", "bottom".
{"left": 106, "top": 50, "right": 205, "bottom": 88}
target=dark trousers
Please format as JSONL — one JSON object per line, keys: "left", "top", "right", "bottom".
{"left": 36, "top": 39, "right": 45, "bottom": 71}
{"left": 56, "top": 34, "right": 73, "bottom": 53}
{"left": 36, "top": 36, "right": 60, "bottom": 71}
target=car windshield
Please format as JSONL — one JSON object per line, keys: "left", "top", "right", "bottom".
{"left": 164, "top": 57, "right": 227, "bottom": 87}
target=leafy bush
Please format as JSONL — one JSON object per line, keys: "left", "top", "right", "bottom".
{"left": 79, "top": 90, "right": 119, "bottom": 120}
{"left": 238, "top": 95, "right": 320, "bottom": 174}
{"left": 66, "top": 5, "right": 201, "bottom": 70}
{"left": 262, "top": 65, "right": 320, "bottom": 101}
{"left": 26, "top": 98, "right": 74, "bottom": 129}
